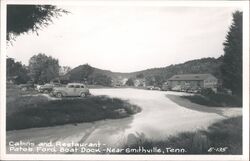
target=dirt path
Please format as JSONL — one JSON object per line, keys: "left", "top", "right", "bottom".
{"left": 6, "top": 88, "right": 242, "bottom": 154}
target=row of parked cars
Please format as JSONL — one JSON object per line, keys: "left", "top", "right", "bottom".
{"left": 171, "top": 85, "right": 202, "bottom": 93}
{"left": 145, "top": 84, "right": 201, "bottom": 93}
{"left": 19, "top": 82, "right": 90, "bottom": 98}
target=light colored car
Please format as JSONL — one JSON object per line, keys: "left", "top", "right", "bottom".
{"left": 52, "top": 83, "right": 90, "bottom": 98}
{"left": 171, "top": 85, "right": 182, "bottom": 91}
{"left": 146, "top": 86, "right": 154, "bottom": 90}
{"left": 153, "top": 86, "right": 161, "bottom": 91}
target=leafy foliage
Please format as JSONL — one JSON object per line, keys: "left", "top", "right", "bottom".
{"left": 7, "top": 58, "right": 30, "bottom": 84}
{"left": 68, "top": 64, "right": 94, "bottom": 82}
{"left": 59, "top": 66, "right": 71, "bottom": 76}
{"left": 7, "top": 5, "right": 68, "bottom": 41}
{"left": 28, "top": 53, "right": 60, "bottom": 84}
{"left": 89, "top": 73, "right": 112, "bottom": 86}
{"left": 221, "top": 11, "right": 242, "bottom": 96}
{"left": 126, "top": 78, "right": 135, "bottom": 86}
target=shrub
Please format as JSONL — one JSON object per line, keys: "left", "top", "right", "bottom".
{"left": 200, "top": 88, "right": 215, "bottom": 96}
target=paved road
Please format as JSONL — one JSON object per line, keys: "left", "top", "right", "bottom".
{"left": 6, "top": 88, "right": 241, "bottom": 154}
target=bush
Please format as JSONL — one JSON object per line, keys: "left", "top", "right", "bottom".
{"left": 200, "top": 88, "right": 215, "bottom": 96}
{"left": 182, "top": 88, "right": 242, "bottom": 107}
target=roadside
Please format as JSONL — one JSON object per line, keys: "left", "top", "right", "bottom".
{"left": 166, "top": 94, "right": 241, "bottom": 118}
{"left": 121, "top": 116, "right": 242, "bottom": 154}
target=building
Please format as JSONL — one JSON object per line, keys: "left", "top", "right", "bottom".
{"left": 167, "top": 74, "right": 218, "bottom": 92}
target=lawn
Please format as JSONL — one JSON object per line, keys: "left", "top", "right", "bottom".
{"left": 6, "top": 87, "right": 141, "bottom": 131}
{"left": 181, "top": 93, "right": 242, "bottom": 107}
{"left": 121, "top": 116, "right": 242, "bottom": 154}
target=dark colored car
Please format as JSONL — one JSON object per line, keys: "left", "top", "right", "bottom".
{"left": 38, "top": 83, "right": 60, "bottom": 93}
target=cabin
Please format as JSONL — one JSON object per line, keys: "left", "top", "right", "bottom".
{"left": 167, "top": 74, "right": 218, "bottom": 92}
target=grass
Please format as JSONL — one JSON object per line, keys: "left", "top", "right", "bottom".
{"left": 181, "top": 93, "right": 242, "bottom": 107}
{"left": 121, "top": 116, "right": 242, "bottom": 154}
{"left": 6, "top": 87, "right": 141, "bottom": 131}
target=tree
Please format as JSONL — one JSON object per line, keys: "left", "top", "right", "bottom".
{"left": 221, "top": 11, "right": 242, "bottom": 96}
{"left": 92, "top": 74, "right": 112, "bottom": 86}
{"left": 29, "top": 53, "right": 60, "bottom": 84}
{"left": 145, "top": 76, "right": 155, "bottom": 86}
{"left": 126, "top": 78, "right": 134, "bottom": 86}
{"left": 136, "top": 73, "right": 144, "bottom": 79}
{"left": 7, "top": 57, "right": 30, "bottom": 84}
{"left": 154, "top": 75, "right": 165, "bottom": 87}
{"left": 7, "top": 5, "right": 68, "bottom": 41}
{"left": 59, "top": 66, "right": 71, "bottom": 76}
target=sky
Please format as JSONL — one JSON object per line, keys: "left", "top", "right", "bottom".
{"left": 7, "top": 6, "right": 240, "bottom": 73}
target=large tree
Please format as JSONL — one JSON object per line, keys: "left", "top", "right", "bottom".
{"left": 7, "top": 5, "right": 68, "bottom": 41}
{"left": 29, "top": 53, "right": 60, "bottom": 84}
{"left": 221, "top": 11, "right": 243, "bottom": 96}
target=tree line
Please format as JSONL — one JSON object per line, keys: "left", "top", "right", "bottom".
{"left": 7, "top": 54, "right": 113, "bottom": 86}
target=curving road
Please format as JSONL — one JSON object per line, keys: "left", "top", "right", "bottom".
{"left": 6, "top": 88, "right": 241, "bottom": 154}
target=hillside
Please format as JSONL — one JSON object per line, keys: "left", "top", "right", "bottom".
{"left": 135, "top": 57, "right": 223, "bottom": 80}
{"left": 66, "top": 57, "right": 223, "bottom": 83}
{"left": 65, "top": 64, "right": 133, "bottom": 80}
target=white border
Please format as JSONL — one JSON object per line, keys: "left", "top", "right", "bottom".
{"left": 0, "top": 0, "right": 249, "bottom": 161}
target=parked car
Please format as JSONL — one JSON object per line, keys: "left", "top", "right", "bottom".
{"left": 38, "top": 83, "right": 59, "bottom": 93}
{"left": 51, "top": 83, "right": 90, "bottom": 98}
{"left": 153, "top": 86, "right": 161, "bottom": 90}
{"left": 146, "top": 86, "right": 154, "bottom": 90}
{"left": 187, "top": 87, "right": 201, "bottom": 93}
{"left": 171, "top": 85, "right": 182, "bottom": 91}
{"left": 161, "top": 83, "right": 170, "bottom": 91}
{"left": 18, "top": 83, "right": 34, "bottom": 91}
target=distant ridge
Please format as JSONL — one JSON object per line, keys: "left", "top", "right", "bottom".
{"left": 66, "top": 57, "right": 223, "bottom": 81}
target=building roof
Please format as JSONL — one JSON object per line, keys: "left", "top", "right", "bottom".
{"left": 168, "top": 74, "right": 217, "bottom": 81}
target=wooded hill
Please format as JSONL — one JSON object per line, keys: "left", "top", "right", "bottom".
{"left": 66, "top": 57, "right": 223, "bottom": 84}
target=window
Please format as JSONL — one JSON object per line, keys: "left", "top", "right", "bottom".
{"left": 68, "top": 85, "right": 74, "bottom": 88}
{"left": 75, "top": 85, "right": 80, "bottom": 88}
{"left": 81, "top": 85, "right": 85, "bottom": 88}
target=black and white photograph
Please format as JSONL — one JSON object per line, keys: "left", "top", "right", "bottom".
{"left": 0, "top": 0, "right": 249, "bottom": 160}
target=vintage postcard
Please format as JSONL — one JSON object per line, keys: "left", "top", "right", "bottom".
{"left": 0, "top": 0, "right": 249, "bottom": 160}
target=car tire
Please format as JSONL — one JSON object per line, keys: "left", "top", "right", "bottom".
{"left": 56, "top": 92, "right": 63, "bottom": 98}
{"left": 80, "top": 92, "right": 86, "bottom": 97}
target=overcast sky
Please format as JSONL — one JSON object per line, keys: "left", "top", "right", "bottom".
{"left": 7, "top": 6, "right": 240, "bottom": 72}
